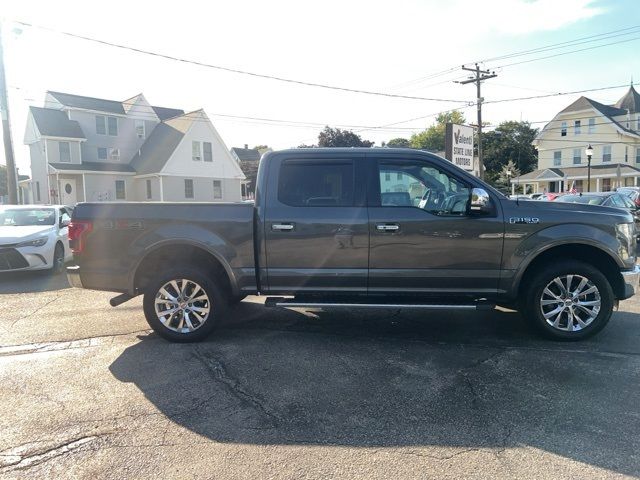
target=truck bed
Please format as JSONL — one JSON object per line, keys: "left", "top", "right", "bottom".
{"left": 70, "top": 202, "right": 256, "bottom": 295}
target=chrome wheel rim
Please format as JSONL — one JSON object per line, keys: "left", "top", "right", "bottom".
{"left": 154, "top": 279, "right": 211, "bottom": 333}
{"left": 540, "top": 274, "right": 601, "bottom": 332}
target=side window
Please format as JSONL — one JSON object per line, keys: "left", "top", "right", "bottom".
{"left": 278, "top": 161, "right": 354, "bottom": 207}
{"left": 378, "top": 162, "right": 470, "bottom": 216}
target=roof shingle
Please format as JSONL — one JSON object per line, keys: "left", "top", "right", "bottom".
{"left": 48, "top": 91, "right": 126, "bottom": 114}
{"left": 29, "top": 107, "right": 85, "bottom": 139}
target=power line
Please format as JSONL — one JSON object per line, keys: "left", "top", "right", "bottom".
{"left": 11, "top": 20, "right": 469, "bottom": 104}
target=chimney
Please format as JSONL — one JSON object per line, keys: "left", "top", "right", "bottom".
{"left": 244, "top": 144, "right": 248, "bottom": 149}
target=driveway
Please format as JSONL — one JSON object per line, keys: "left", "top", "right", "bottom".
{"left": 1, "top": 272, "right": 639, "bottom": 479}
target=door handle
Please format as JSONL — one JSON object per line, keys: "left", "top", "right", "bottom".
{"left": 272, "top": 223, "right": 294, "bottom": 231}
{"left": 376, "top": 223, "right": 400, "bottom": 232}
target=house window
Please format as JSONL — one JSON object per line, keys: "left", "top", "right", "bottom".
{"left": 636, "top": 147, "right": 640, "bottom": 164}
{"left": 553, "top": 151, "right": 562, "bottom": 166}
{"left": 98, "top": 147, "right": 108, "bottom": 160}
{"left": 602, "top": 178, "right": 611, "bottom": 192}
{"left": 110, "top": 148, "right": 120, "bottom": 161}
{"left": 213, "top": 180, "right": 222, "bottom": 199}
{"left": 135, "top": 120, "right": 145, "bottom": 139}
{"left": 560, "top": 122, "right": 567, "bottom": 136}
{"left": 203, "top": 142, "right": 213, "bottom": 162}
{"left": 572, "top": 148, "right": 581, "bottom": 165}
{"left": 192, "top": 141, "right": 201, "bottom": 161}
{"left": 603, "top": 145, "right": 611, "bottom": 162}
{"left": 146, "top": 179, "right": 152, "bottom": 199}
{"left": 96, "top": 115, "right": 106, "bottom": 135}
{"left": 588, "top": 118, "right": 595, "bottom": 134}
{"left": 36, "top": 181, "right": 41, "bottom": 202}
{"left": 397, "top": 173, "right": 403, "bottom": 180}
{"left": 107, "top": 116, "right": 118, "bottom": 136}
{"left": 96, "top": 115, "right": 118, "bottom": 136}
{"left": 637, "top": 115, "right": 640, "bottom": 131}
{"left": 185, "top": 179, "right": 194, "bottom": 198}
{"left": 59, "top": 141, "right": 71, "bottom": 162}
{"left": 115, "top": 180, "right": 125, "bottom": 200}
{"left": 574, "top": 120, "right": 581, "bottom": 135}
{"left": 384, "top": 172, "right": 391, "bottom": 181}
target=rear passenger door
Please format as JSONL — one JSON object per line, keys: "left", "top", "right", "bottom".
{"left": 263, "top": 154, "right": 369, "bottom": 294}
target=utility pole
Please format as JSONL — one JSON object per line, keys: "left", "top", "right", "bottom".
{"left": 0, "top": 21, "right": 18, "bottom": 204}
{"left": 457, "top": 64, "right": 497, "bottom": 180}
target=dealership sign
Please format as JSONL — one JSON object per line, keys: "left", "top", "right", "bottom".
{"left": 444, "top": 123, "right": 474, "bottom": 172}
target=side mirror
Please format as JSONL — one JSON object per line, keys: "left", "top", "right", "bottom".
{"left": 470, "top": 188, "right": 491, "bottom": 214}
{"left": 60, "top": 217, "right": 71, "bottom": 228}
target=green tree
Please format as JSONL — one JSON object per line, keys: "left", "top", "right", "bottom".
{"left": 482, "top": 121, "right": 538, "bottom": 184}
{"left": 496, "top": 160, "right": 521, "bottom": 190}
{"left": 318, "top": 126, "right": 374, "bottom": 147}
{"left": 410, "top": 110, "right": 466, "bottom": 151}
{"left": 386, "top": 138, "right": 411, "bottom": 148}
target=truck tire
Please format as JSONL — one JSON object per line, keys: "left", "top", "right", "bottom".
{"left": 522, "top": 260, "right": 614, "bottom": 341}
{"left": 142, "top": 267, "right": 228, "bottom": 342}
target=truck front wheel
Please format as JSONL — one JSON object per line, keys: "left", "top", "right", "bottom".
{"left": 522, "top": 260, "right": 614, "bottom": 340}
{"left": 142, "top": 267, "right": 227, "bottom": 342}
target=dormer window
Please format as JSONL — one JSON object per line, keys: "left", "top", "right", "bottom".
{"left": 135, "top": 120, "right": 145, "bottom": 139}
{"left": 96, "top": 115, "right": 118, "bottom": 136}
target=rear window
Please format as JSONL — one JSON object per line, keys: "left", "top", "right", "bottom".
{"left": 557, "top": 195, "right": 604, "bottom": 205}
{"left": 278, "top": 162, "right": 354, "bottom": 207}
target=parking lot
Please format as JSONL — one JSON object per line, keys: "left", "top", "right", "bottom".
{"left": 1, "top": 271, "right": 639, "bottom": 479}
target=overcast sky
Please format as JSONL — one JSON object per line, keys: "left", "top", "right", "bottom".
{"left": 2, "top": 0, "right": 639, "bottom": 176}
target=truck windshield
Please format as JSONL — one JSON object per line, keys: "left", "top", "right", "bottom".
{"left": 0, "top": 208, "right": 56, "bottom": 226}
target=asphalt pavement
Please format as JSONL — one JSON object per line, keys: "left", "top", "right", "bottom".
{"left": 0, "top": 270, "right": 639, "bottom": 479}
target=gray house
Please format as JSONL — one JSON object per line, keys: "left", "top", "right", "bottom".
{"left": 24, "top": 91, "right": 245, "bottom": 204}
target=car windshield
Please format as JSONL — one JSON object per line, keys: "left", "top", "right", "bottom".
{"left": 0, "top": 208, "right": 56, "bottom": 226}
{"left": 556, "top": 195, "right": 605, "bottom": 205}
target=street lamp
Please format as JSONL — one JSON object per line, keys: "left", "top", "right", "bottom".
{"left": 585, "top": 144, "right": 593, "bottom": 191}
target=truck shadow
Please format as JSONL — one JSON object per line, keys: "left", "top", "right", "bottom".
{"left": 110, "top": 301, "right": 640, "bottom": 475}
{"left": 0, "top": 270, "right": 70, "bottom": 294}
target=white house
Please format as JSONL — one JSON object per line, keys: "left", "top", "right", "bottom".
{"left": 511, "top": 84, "right": 640, "bottom": 193}
{"left": 24, "top": 91, "right": 245, "bottom": 204}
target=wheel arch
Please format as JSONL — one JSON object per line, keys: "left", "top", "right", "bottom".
{"left": 516, "top": 243, "right": 625, "bottom": 300}
{"left": 132, "top": 241, "right": 237, "bottom": 297}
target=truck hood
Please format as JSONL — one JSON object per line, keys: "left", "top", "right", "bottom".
{"left": 0, "top": 225, "right": 54, "bottom": 245}
{"left": 510, "top": 199, "right": 634, "bottom": 223}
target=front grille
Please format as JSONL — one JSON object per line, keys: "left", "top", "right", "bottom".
{"left": 0, "top": 248, "right": 29, "bottom": 270}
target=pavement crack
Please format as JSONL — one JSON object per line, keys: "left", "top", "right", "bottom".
{"left": 0, "top": 434, "right": 104, "bottom": 472}
{"left": 0, "top": 329, "right": 152, "bottom": 357}
{"left": 192, "top": 347, "right": 280, "bottom": 428}
{"left": 401, "top": 447, "right": 481, "bottom": 461}
{"left": 9, "top": 292, "right": 66, "bottom": 329}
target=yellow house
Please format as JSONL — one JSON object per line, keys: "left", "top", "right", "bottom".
{"left": 511, "top": 84, "right": 640, "bottom": 194}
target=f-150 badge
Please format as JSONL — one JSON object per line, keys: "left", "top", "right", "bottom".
{"left": 509, "top": 217, "right": 539, "bottom": 224}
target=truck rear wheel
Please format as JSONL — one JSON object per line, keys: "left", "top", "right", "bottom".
{"left": 522, "top": 260, "right": 614, "bottom": 340}
{"left": 142, "top": 267, "right": 227, "bottom": 342}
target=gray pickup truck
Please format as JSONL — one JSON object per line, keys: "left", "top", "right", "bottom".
{"left": 67, "top": 148, "right": 639, "bottom": 342}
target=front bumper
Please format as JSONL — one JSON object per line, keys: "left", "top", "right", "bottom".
{"left": 620, "top": 265, "right": 640, "bottom": 299}
{"left": 66, "top": 265, "right": 84, "bottom": 288}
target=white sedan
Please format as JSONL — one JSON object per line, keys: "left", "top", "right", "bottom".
{"left": 0, "top": 205, "right": 74, "bottom": 273}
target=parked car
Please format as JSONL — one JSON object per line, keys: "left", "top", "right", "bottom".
{"left": 0, "top": 205, "right": 74, "bottom": 272}
{"left": 555, "top": 192, "right": 640, "bottom": 240}
{"left": 537, "top": 192, "right": 565, "bottom": 201}
{"left": 67, "top": 148, "right": 639, "bottom": 342}
{"left": 617, "top": 187, "right": 640, "bottom": 207}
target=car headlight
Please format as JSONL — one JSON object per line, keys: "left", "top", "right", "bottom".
{"left": 17, "top": 236, "right": 48, "bottom": 248}
{"left": 616, "top": 222, "right": 635, "bottom": 242}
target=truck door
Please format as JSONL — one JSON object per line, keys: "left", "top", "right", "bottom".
{"left": 367, "top": 156, "right": 504, "bottom": 296}
{"left": 263, "top": 154, "right": 369, "bottom": 294}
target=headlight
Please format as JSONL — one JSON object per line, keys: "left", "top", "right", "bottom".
{"left": 616, "top": 222, "right": 634, "bottom": 243}
{"left": 17, "top": 237, "right": 48, "bottom": 248}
